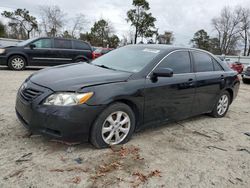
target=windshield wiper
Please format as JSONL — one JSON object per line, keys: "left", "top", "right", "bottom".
{"left": 95, "top": 64, "right": 118, "bottom": 71}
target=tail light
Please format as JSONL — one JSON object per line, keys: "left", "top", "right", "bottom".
{"left": 92, "top": 52, "right": 95, "bottom": 59}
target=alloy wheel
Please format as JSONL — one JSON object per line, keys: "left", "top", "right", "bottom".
{"left": 101, "top": 111, "right": 131, "bottom": 145}
{"left": 217, "top": 94, "right": 229, "bottom": 116}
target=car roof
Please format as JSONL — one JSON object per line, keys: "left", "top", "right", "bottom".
{"left": 133, "top": 44, "right": 185, "bottom": 50}
{"left": 126, "top": 44, "right": 212, "bottom": 54}
{"left": 35, "top": 37, "right": 88, "bottom": 43}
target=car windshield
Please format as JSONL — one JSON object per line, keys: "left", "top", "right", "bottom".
{"left": 91, "top": 46, "right": 162, "bottom": 73}
{"left": 17, "top": 38, "right": 37, "bottom": 46}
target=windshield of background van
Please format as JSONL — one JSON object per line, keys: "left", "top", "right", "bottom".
{"left": 91, "top": 46, "right": 162, "bottom": 73}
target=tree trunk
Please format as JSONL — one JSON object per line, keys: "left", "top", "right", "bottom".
{"left": 134, "top": 5, "right": 140, "bottom": 44}
{"left": 247, "top": 45, "right": 250, "bottom": 56}
{"left": 243, "top": 29, "right": 247, "bottom": 56}
{"left": 134, "top": 28, "right": 138, "bottom": 44}
{"left": 27, "top": 31, "right": 30, "bottom": 39}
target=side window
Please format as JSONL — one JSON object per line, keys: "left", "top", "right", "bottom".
{"left": 213, "top": 59, "right": 224, "bottom": 71}
{"left": 158, "top": 51, "right": 191, "bottom": 74}
{"left": 73, "top": 41, "right": 90, "bottom": 50}
{"left": 32, "top": 39, "right": 52, "bottom": 48}
{"left": 54, "top": 39, "right": 72, "bottom": 49}
{"left": 193, "top": 51, "right": 213, "bottom": 72}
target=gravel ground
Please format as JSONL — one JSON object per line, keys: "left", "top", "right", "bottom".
{"left": 0, "top": 66, "right": 249, "bottom": 188}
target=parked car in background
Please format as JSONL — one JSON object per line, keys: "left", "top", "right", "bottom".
{"left": 229, "top": 62, "right": 244, "bottom": 74}
{"left": 0, "top": 37, "right": 93, "bottom": 70}
{"left": 222, "top": 59, "right": 244, "bottom": 74}
{"left": 16, "top": 45, "right": 240, "bottom": 148}
{"left": 242, "top": 65, "right": 250, "bottom": 83}
{"left": 93, "top": 48, "right": 114, "bottom": 59}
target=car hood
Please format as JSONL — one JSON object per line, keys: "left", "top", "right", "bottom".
{"left": 30, "top": 63, "right": 132, "bottom": 91}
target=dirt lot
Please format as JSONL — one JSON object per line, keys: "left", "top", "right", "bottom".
{"left": 0, "top": 66, "right": 249, "bottom": 188}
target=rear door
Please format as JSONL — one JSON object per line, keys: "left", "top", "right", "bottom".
{"left": 144, "top": 50, "right": 196, "bottom": 125}
{"left": 52, "top": 38, "right": 74, "bottom": 65}
{"left": 72, "top": 40, "right": 93, "bottom": 62}
{"left": 191, "top": 50, "right": 225, "bottom": 115}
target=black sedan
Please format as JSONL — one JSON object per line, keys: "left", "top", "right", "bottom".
{"left": 16, "top": 45, "right": 240, "bottom": 148}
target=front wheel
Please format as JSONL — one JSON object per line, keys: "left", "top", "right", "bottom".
{"left": 90, "top": 103, "right": 135, "bottom": 148}
{"left": 8, "top": 55, "right": 26, "bottom": 70}
{"left": 210, "top": 91, "right": 230, "bottom": 118}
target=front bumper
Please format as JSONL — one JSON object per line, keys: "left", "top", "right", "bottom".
{"left": 0, "top": 55, "right": 7, "bottom": 65}
{"left": 15, "top": 81, "right": 105, "bottom": 142}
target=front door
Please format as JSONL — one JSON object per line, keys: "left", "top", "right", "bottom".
{"left": 144, "top": 51, "right": 196, "bottom": 126}
{"left": 24, "top": 38, "right": 53, "bottom": 66}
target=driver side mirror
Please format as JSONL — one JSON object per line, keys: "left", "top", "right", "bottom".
{"left": 29, "top": 44, "right": 36, "bottom": 49}
{"left": 152, "top": 67, "right": 173, "bottom": 78}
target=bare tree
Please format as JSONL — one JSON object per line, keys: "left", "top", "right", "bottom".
{"left": 40, "top": 5, "right": 66, "bottom": 37}
{"left": 157, "top": 31, "right": 174, "bottom": 44}
{"left": 236, "top": 7, "right": 250, "bottom": 56}
{"left": 248, "top": 33, "right": 250, "bottom": 56}
{"left": 239, "top": 7, "right": 250, "bottom": 56}
{"left": 212, "top": 7, "right": 242, "bottom": 54}
{"left": 69, "top": 14, "right": 88, "bottom": 38}
{"left": 121, "top": 30, "right": 134, "bottom": 45}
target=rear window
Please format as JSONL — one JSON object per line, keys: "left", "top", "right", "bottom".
{"left": 54, "top": 39, "right": 72, "bottom": 49}
{"left": 102, "top": 49, "right": 113, "bottom": 54}
{"left": 94, "top": 48, "right": 102, "bottom": 53}
{"left": 193, "top": 51, "right": 214, "bottom": 72}
{"left": 73, "top": 41, "right": 90, "bottom": 50}
{"left": 213, "top": 59, "right": 224, "bottom": 71}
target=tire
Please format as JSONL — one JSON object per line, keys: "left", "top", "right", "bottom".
{"left": 210, "top": 91, "right": 231, "bottom": 118}
{"left": 90, "top": 103, "right": 136, "bottom": 148}
{"left": 8, "top": 55, "right": 26, "bottom": 70}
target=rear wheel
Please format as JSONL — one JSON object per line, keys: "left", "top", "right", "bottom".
{"left": 8, "top": 55, "right": 26, "bottom": 70}
{"left": 90, "top": 103, "right": 135, "bottom": 148}
{"left": 210, "top": 91, "right": 230, "bottom": 118}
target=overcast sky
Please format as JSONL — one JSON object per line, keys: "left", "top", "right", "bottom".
{"left": 1, "top": 0, "right": 250, "bottom": 46}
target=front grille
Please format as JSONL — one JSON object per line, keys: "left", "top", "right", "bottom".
{"left": 20, "top": 88, "right": 43, "bottom": 102}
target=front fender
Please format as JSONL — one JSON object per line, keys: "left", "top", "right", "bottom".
{"left": 80, "top": 79, "right": 146, "bottom": 129}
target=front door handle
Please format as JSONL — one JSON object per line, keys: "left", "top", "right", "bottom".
{"left": 187, "top": 78, "right": 194, "bottom": 86}
{"left": 221, "top": 75, "right": 225, "bottom": 80}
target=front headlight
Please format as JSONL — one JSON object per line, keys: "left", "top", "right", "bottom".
{"left": 43, "top": 92, "right": 94, "bottom": 106}
{"left": 0, "top": 49, "right": 6, "bottom": 54}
